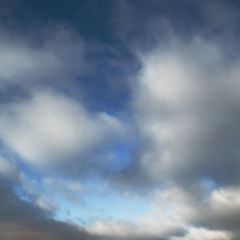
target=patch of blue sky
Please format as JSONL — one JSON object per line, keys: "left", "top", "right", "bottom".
{"left": 13, "top": 164, "right": 151, "bottom": 225}
{"left": 13, "top": 186, "right": 32, "bottom": 203}
{"left": 54, "top": 181, "right": 152, "bottom": 225}
{"left": 109, "top": 133, "right": 140, "bottom": 171}
{"left": 105, "top": 142, "right": 133, "bottom": 173}
{"left": 200, "top": 176, "right": 217, "bottom": 192}
{"left": 199, "top": 176, "right": 217, "bottom": 202}
{"left": 13, "top": 173, "right": 44, "bottom": 202}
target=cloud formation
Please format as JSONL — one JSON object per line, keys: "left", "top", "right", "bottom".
{"left": 0, "top": 90, "right": 125, "bottom": 176}
{"left": 0, "top": 176, "right": 101, "bottom": 240}
{"left": 126, "top": 36, "right": 240, "bottom": 187}
{"left": 0, "top": 26, "right": 84, "bottom": 88}
{"left": 0, "top": 1, "right": 240, "bottom": 240}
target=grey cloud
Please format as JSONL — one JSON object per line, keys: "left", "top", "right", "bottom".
{"left": 0, "top": 89, "right": 126, "bottom": 178}
{"left": 108, "top": 32, "right": 240, "bottom": 238}
{"left": 116, "top": 0, "right": 240, "bottom": 49}
{"left": 115, "top": 36, "right": 240, "bottom": 189}
{"left": 1, "top": 1, "right": 240, "bottom": 240}
{"left": 0, "top": 24, "right": 130, "bottom": 181}
{"left": 0, "top": 156, "right": 18, "bottom": 180}
{"left": 0, "top": 176, "right": 186, "bottom": 240}
{"left": 0, "top": 177, "right": 102, "bottom": 240}
{"left": 146, "top": 184, "right": 239, "bottom": 240}
{"left": 188, "top": 187, "right": 240, "bottom": 232}
{"left": 0, "top": 26, "right": 85, "bottom": 89}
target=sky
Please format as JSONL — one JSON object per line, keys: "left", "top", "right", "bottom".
{"left": 0, "top": 0, "right": 240, "bottom": 239}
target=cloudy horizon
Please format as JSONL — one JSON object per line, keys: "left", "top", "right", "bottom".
{"left": 0, "top": 1, "right": 240, "bottom": 239}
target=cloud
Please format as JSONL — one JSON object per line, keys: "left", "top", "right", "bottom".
{"left": 0, "top": 175, "right": 103, "bottom": 240}
{"left": 17, "top": 174, "right": 86, "bottom": 213}
{"left": 0, "top": 89, "right": 125, "bottom": 177}
{"left": 188, "top": 186, "right": 240, "bottom": 232}
{"left": 174, "top": 227, "right": 231, "bottom": 240}
{"left": 0, "top": 26, "right": 85, "bottom": 89}
{"left": 118, "top": 36, "right": 240, "bottom": 187}
{"left": 43, "top": 177, "right": 83, "bottom": 193}
{"left": 138, "top": 183, "right": 240, "bottom": 240}
{"left": 86, "top": 185, "right": 191, "bottom": 239}
{"left": 106, "top": 32, "right": 240, "bottom": 237}
{"left": 18, "top": 172, "right": 59, "bottom": 212}
{"left": 0, "top": 156, "right": 18, "bottom": 179}
{"left": 86, "top": 218, "right": 186, "bottom": 240}
{"left": 1, "top": 1, "right": 240, "bottom": 240}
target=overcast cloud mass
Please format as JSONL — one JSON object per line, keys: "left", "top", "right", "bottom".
{"left": 0, "top": 0, "right": 240, "bottom": 239}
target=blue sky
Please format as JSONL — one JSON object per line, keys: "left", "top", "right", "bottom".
{"left": 1, "top": 1, "right": 240, "bottom": 240}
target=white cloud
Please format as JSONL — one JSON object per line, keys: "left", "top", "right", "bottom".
{"left": 0, "top": 90, "right": 124, "bottom": 171}
{"left": 86, "top": 217, "right": 185, "bottom": 239}
{"left": 174, "top": 227, "right": 230, "bottom": 240}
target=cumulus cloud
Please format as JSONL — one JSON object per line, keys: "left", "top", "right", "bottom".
{"left": 106, "top": 33, "right": 240, "bottom": 239}
{"left": 0, "top": 90, "right": 125, "bottom": 176}
{"left": 188, "top": 187, "right": 240, "bottom": 232}
{"left": 0, "top": 26, "right": 84, "bottom": 89}
{"left": 86, "top": 182, "right": 240, "bottom": 239}
{"left": 133, "top": 183, "right": 240, "bottom": 240}
{"left": 1, "top": 28, "right": 240, "bottom": 240}
{"left": 124, "top": 36, "right": 240, "bottom": 187}
{"left": 1, "top": 1, "right": 240, "bottom": 240}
